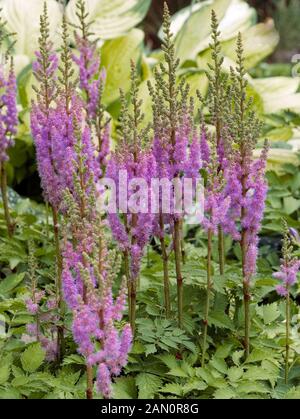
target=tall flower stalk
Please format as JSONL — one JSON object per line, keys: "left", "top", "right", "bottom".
{"left": 107, "top": 63, "right": 155, "bottom": 334}
{"left": 224, "top": 34, "right": 268, "bottom": 357}
{"left": 31, "top": 6, "right": 80, "bottom": 361}
{"left": 0, "top": 12, "right": 17, "bottom": 238}
{"left": 62, "top": 121, "right": 132, "bottom": 399}
{"left": 148, "top": 3, "right": 202, "bottom": 327}
{"left": 206, "top": 11, "right": 228, "bottom": 276}
{"left": 273, "top": 221, "right": 300, "bottom": 384}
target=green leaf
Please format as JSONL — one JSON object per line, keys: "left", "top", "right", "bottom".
{"left": 222, "top": 21, "right": 279, "bottom": 69}
{"left": 145, "top": 344, "right": 157, "bottom": 357}
{"left": 257, "top": 303, "right": 280, "bottom": 325}
{"left": 170, "top": 0, "right": 235, "bottom": 63}
{"left": 21, "top": 343, "right": 45, "bottom": 373}
{"left": 284, "top": 196, "right": 300, "bottom": 215}
{"left": 62, "top": 355, "right": 85, "bottom": 366}
{"left": 209, "top": 311, "right": 234, "bottom": 330}
{"left": 2, "top": 0, "right": 62, "bottom": 74}
{"left": 236, "top": 381, "right": 270, "bottom": 395}
{"left": 232, "top": 350, "right": 245, "bottom": 366}
{"left": 210, "top": 357, "right": 228, "bottom": 375}
{"left": 252, "top": 77, "right": 300, "bottom": 114}
{"left": 0, "top": 273, "right": 26, "bottom": 296}
{"left": 67, "top": 0, "right": 151, "bottom": 40}
{"left": 214, "top": 386, "right": 237, "bottom": 399}
{"left": 112, "top": 376, "right": 137, "bottom": 399}
{"left": 0, "top": 354, "right": 13, "bottom": 385}
{"left": 101, "top": 29, "right": 144, "bottom": 105}
{"left": 245, "top": 348, "right": 277, "bottom": 364}
{"left": 0, "top": 387, "right": 21, "bottom": 399}
{"left": 159, "top": 383, "right": 183, "bottom": 397}
{"left": 284, "top": 387, "right": 300, "bottom": 399}
{"left": 136, "top": 373, "right": 162, "bottom": 399}
{"left": 227, "top": 367, "right": 244, "bottom": 382}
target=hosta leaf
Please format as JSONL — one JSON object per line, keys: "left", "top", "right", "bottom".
{"left": 66, "top": 0, "right": 151, "bottom": 40}
{"left": 1, "top": 0, "right": 62, "bottom": 74}
{"left": 171, "top": 0, "right": 231, "bottom": 63}
{"left": 101, "top": 29, "right": 144, "bottom": 105}
{"left": 21, "top": 343, "right": 45, "bottom": 373}
{"left": 222, "top": 21, "right": 279, "bottom": 69}
{"left": 252, "top": 77, "right": 300, "bottom": 114}
{"left": 136, "top": 373, "right": 162, "bottom": 399}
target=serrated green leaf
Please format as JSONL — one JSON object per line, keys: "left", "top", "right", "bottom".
{"left": 21, "top": 343, "right": 45, "bottom": 373}
{"left": 227, "top": 367, "right": 244, "bottom": 383}
{"left": 214, "top": 386, "right": 237, "bottom": 399}
{"left": 136, "top": 373, "right": 162, "bottom": 399}
{"left": 0, "top": 354, "right": 12, "bottom": 385}
{"left": 112, "top": 376, "right": 137, "bottom": 399}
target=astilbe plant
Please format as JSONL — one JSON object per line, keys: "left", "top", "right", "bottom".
{"left": 223, "top": 34, "right": 269, "bottom": 357}
{"left": 148, "top": 3, "right": 202, "bottom": 326}
{"left": 0, "top": 11, "right": 18, "bottom": 238}
{"left": 107, "top": 63, "right": 155, "bottom": 333}
{"left": 273, "top": 221, "right": 300, "bottom": 384}
{"left": 62, "top": 121, "right": 132, "bottom": 399}
{"left": 31, "top": 6, "right": 89, "bottom": 360}
{"left": 203, "top": 10, "right": 230, "bottom": 276}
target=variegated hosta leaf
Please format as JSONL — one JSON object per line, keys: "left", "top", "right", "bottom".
{"left": 165, "top": 0, "right": 256, "bottom": 64}
{"left": 0, "top": 0, "right": 62, "bottom": 74}
{"left": 221, "top": 20, "right": 279, "bottom": 70}
{"left": 66, "top": 0, "right": 151, "bottom": 41}
{"left": 101, "top": 28, "right": 144, "bottom": 106}
{"left": 252, "top": 77, "right": 300, "bottom": 114}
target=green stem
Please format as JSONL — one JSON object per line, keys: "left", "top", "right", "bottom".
{"left": 202, "top": 228, "right": 213, "bottom": 367}
{"left": 124, "top": 250, "right": 132, "bottom": 329}
{"left": 174, "top": 219, "right": 183, "bottom": 329}
{"left": 285, "top": 290, "right": 290, "bottom": 385}
{"left": 0, "top": 163, "right": 14, "bottom": 238}
{"left": 159, "top": 213, "right": 171, "bottom": 318}
{"left": 86, "top": 363, "right": 94, "bottom": 399}
{"left": 130, "top": 278, "right": 137, "bottom": 336}
{"left": 241, "top": 224, "right": 250, "bottom": 358}
{"left": 218, "top": 225, "right": 225, "bottom": 275}
{"left": 160, "top": 236, "right": 171, "bottom": 318}
{"left": 52, "top": 207, "right": 65, "bottom": 362}
{"left": 243, "top": 279, "right": 250, "bottom": 359}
